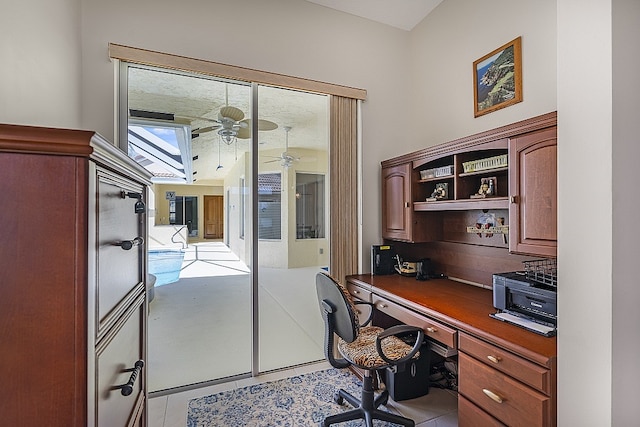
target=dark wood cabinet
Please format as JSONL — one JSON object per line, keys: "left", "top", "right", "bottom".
{"left": 0, "top": 124, "right": 151, "bottom": 427}
{"left": 380, "top": 112, "right": 557, "bottom": 259}
{"left": 381, "top": 162, "right": 441, "bottom": 243}
{"left": 509, "top": 127, "right": 557, "bottom": 257}
{"left": 381, "top": 163, "right": 413, "bottom": 241}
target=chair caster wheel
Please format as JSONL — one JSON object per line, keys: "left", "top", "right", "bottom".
{"left": 334, "top": 390, "right": 344, "bottom": 405}
{"left": 379, "top": 395, "right": 388, "bottom": 407}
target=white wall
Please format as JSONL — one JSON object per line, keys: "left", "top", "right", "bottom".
{"left": 557, "top": 1, "right": 612, "bottom": 424}
{"left": 0, "top": 0, "right": 82, "bottom": 128}
{"left": 611, "top": 1, "right": 640, "bottom": 424}
{"left": 407, "top": 0, "right": 557, "bottom": 148}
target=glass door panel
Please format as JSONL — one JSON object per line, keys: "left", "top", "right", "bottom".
{"left": 125, "top": 65, "right": 253, "bottom": 392}
{"left": 256, "top": 85, "right": 329, "bottom": 372}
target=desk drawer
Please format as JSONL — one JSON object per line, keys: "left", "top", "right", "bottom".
{"left": 346, "top": 282, "right": 371, "bottom": 302}
{"left": 459, "top": 333, "right": 551, "bottom": 394}
{"left": 371, "top": 294, "right": 456, "bottom": 348}
{"left": 458, "top": 394, "right": 506, "bottom": 427}
{"left": 459, "top": 353, "right": 550, "bottom": 427}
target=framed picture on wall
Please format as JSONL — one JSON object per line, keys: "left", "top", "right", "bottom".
{"left": 473, "top": 36, "right": 522, "bottom": 117}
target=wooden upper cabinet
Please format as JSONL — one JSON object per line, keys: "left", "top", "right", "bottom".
{"left": 509, "top": 126, "right": 557, "bottom": 257}
{"left": 382, "top": 162, "right": 413, "bottom": 241}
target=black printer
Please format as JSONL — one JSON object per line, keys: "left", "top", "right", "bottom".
{"left": 491, "top": 258, "right": 557, "bottom": 337}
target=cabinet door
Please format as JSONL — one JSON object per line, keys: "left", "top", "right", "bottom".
{"left": 381, "top": 163, "right": 413, "bottom": 241}
{"left": 509, "top": 127, "right": 557, "bottom": 256}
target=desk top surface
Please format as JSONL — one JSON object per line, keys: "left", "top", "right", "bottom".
{"left": 346, "top": 274, "right": 557, "bottom": 367}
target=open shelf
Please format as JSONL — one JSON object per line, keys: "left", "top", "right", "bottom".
{"left": 414, "top": 196, "right": 509, "bottom": 211}
{"left": 458, "top": 166, "right": 508, "bottom": 178}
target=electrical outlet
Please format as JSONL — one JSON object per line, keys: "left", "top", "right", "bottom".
{"left": 319, "top": 248, "right": 324, "bottom": 254}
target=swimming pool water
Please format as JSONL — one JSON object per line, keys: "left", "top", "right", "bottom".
{"left": 148, "top": 249, "right": 185, "bottom": 286}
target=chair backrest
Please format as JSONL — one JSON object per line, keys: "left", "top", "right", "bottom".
{"left": 315, "top": 272, "right": 359, "bottom": 343}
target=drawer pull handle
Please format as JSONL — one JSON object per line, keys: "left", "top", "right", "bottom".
{"left": 118, "top": 360, "right": 144, "bottom": 396}
{"left": 487, "top": 355, "right": 501, "bottom": 364}
{"left": 353, "top": 290, "right": 360, "bottom": 294}
{"left": 116, "top": 236, "right": 144, "bottom": 250}
{"left": 426, "top": 327, "right": 437, "bottom": 333}
{"left": 378, "top": 304, "right": 388, "bottom": 309}
{"left": 482, "top": 388, "right": 503, "bottom": 404}
{"left": 121, "top": 190, "right": 146, "bottom": 214}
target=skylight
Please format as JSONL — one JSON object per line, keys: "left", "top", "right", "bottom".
{"left": 127, "top": 118, "right": 194, "bottom": 184}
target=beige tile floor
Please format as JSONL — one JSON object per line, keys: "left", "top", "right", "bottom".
{"left": 147, "top": 242, "right": 458, "bottom": 426}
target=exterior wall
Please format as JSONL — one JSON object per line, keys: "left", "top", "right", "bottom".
{"left": 224, "top": 151, "right": 252, "bottom": 266}
{"left": 152, "top": 183, "right": 223, "bottom": 242}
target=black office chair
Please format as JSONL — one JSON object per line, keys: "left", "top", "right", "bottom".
{"left": 316, "top": 272, "right": 424, "bottom": 427}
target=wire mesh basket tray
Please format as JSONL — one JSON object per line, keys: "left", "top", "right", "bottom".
{"left": 523, "top": 258, "right": 557, "bottom": 287}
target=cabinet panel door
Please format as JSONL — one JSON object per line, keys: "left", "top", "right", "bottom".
{"left": 509, "top": 127, "right": 557, "bottom": 256}
{"left": 96, "top": 299, "right": 145, "bottom": 427}
{"left": 96, "top": 169, "right": 146, "bottom": 337}
{"left": 381, "top": 163, "right": 412, "bottom": 241}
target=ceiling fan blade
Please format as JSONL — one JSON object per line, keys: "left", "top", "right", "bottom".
{"left": 236, "top": 127, "right": 251, "bottom": 139}
{"left": 175, "top": 114, "right": 220, "bottom": 124}
{"left": 194, "top": 125, "right": 220, "bottom": 134}
{"left": 218, "top": 105, "right": 245, "bottom": 122}
{"left": 236, "top": 119, "right": 279, "bottom": 139}
{"left": 257, "top": 119, "right": 278, "bottom": 131}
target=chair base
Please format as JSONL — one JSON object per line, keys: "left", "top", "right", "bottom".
{"left": 323, "top": 372, "right": 415, "bottom": 427}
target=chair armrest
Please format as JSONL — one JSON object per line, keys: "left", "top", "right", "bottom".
{"left": 354, "top": 301, "right": 374, "bottom": 326}
{"left": 376, "top": 325, "right": 425, "bottom": 365}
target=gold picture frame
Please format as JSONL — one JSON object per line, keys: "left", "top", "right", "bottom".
{"left": 473, "top": 37, "right": 522, "bottom": 117}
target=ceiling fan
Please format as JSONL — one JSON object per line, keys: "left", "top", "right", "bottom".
{"left": 264, "top": 126, "right": 304, "bottom": 168}
{"left": 189, "top": 86, "right": 278, "bottom": 142}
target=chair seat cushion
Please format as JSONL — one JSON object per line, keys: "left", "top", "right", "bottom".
{"left": 338, "top": 325, "right": 418, "bottom": 369}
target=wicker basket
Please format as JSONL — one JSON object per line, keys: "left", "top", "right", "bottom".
{"left": 420, "top": 165, "right": 453, "bottom": 180}
{"left": 462, "top": 154, "right": 508, "bottom": 173}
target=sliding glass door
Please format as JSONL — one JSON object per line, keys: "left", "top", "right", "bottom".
{"left": 121, "top": 64, "right": 328, "bottom": 393}
{"left": 256, "top": 85, "right": 328, "bottom": 372}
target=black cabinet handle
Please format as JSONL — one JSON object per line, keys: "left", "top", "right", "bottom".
{"left": 116, "top": 236, "right": 144, "bottom": 250}
{"left": 121, "top": 190, "right": 146, "bottom": 214}
{"left": 118, "top": 360, "right": 144, "bottom": 396}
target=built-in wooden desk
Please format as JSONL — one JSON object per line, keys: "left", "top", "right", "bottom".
{"left": 346, "top": 274, "right": 557, "bottom": 427}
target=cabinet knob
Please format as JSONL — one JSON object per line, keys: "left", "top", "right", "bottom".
{"left": 426, "top": 327, "right": 437, "bottom": 333}
{"left": 482, "top": 388, "right": 504, "bottom": 403}
{"left": 404, "top": 202, "right": 410, "bottom": 208}
{"left": 487, "top": 355, "right": 501, "bottom": 364}
{"left": 510, "top": 195, "right": 517, "bottom": 203}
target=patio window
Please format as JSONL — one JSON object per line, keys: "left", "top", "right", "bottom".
{"left": 258, "top": 173, "right": 282, "bottom": 240}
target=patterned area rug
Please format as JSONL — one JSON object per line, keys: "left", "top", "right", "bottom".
{"left": 187, "top": 368, "right": 398, "bottom": 426}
